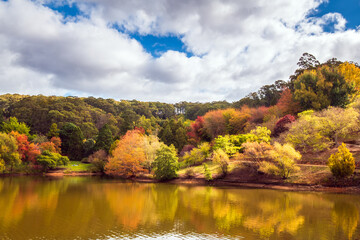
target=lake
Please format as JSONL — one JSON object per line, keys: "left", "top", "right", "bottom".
{"left": 0, "top": 176, "right": 359, "bottom": 239}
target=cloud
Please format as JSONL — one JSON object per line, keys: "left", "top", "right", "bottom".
{"left": 0, "top": 0, "right": 360, "bottom": 103}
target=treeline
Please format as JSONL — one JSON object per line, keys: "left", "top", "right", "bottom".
{"left": 0, "top": 53, "right": 360, "bottom": 179}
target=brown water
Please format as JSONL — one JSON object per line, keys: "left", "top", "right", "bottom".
{"left": 0, "top": 176, "right": 359, "bottom": 239}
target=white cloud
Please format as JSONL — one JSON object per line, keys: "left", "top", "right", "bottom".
{"left": 0, "top": 0, "right": 360, "bottom": 103}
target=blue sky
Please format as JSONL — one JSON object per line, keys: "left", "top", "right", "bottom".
{"left": 1, "top": 0, "right": 360, "bottom": 102}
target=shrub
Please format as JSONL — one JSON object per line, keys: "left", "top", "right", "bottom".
{"left": 258, "top": 161, "right": 279, "bottom": 176}
{"left": 242, "top": 142, "right": 273, "bottom": 162}
{"left": 212, "top": 149, "right": 229, "bottom": 176}
{"left": 203, "top": 163, "right": 212, "bottom": 181}
{"left": 328, "top": 143, "right": 355, "bottom": 178}
{"left": 185, "top": 168, "right": 196, "bottom": 178}
{"left": 88, "top": 150, "right": 108, "bottom": 173}
{"left": 269, "top": 143, "right": 301, "bottom": 179}
{"left": 183, "top": 142, "right": 211, "bottom": 166}
{"left": 37, "top": 151, "right": 70, "bottom": 171}
{"left": 273, "top": 114, "right": 296, "bottom": 137}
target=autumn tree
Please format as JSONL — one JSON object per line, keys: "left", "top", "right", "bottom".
{"left": 273, "top": 114, "right": 296, "bottom": 137}
{"left": 183, "top": 142, "right": 211, "bottom": 166}
{"left": 0, "top": 132, "right": 21, "bottom": 172}
{"left": 328, "top": 143, "right": 355, "bottom": 178}
{"left": 268, "top": 143, "right": 301, "bottom": 179}
{"left": 142, "top": 135, "right": 165, "bottom": 173}
{"left": 105, "top": 129, "right": 146, "bottom": 177}
{"left": 276, "top": 88, "right": 301, "bottom": 115}
{"left": 10, "top": 132, "right": 40, "bottom": 163}
{"left": 212, "top": 149, "right": 229, "bottom": 176}
{"left": 153, "top": 144, "right": 179, "bottom": 180}
{"left": 59, "top": 123, "right": 84, "bottom": 161}
{"left": 88, "top": 150, "right": 108, "bottom": 173}
{"left": 338, "top": 62, "right": 360, "bottom": 94}
{"left": 187, "top": 116, "right": 210, "bottom": 144}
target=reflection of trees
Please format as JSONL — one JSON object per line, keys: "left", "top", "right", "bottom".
{"left": 332, "top": 201, "right": 359, "bottom": 240}
{"left": 1, "top": 177, "right": 360, "bottom": 239}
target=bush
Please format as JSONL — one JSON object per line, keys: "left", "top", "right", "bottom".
{"left": 184, "top": 168, "right": 196, "bottom": 178}
{"left": 258, "top": 161, "right": 279, "bottom": 175}
{"left": 183, "top": 142, "right": 211, "bottom": 166}
{"left": 212, "top": 149, "right": 229, "bottom": 176}
{"left": 203, "top": 163, "right": 212, "bottom": 181}
{"left": 273, "top": 114, "right": 296, "bottom": 137}
{"left": 328, "top": 143, "right": 355, "bottom": 178}
{"left": 269, "top": 143, "right": 301, "bottom": 179}
{"left": 37, "top": 151, "right": 70, "bottom": 171}
{"left": 88, "top": 150, "right": 108, "bottom": 173}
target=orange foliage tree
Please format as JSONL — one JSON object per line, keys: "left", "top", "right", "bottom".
{"left": 276, "top": 88, "right": 301, "bottom": 115}
{"left": 105, "top": 129, "right": 146, "bottom": 177}
{"left": 10, "top": 131, "right": 40, "bottom": 164}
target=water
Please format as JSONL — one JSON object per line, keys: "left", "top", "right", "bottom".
{"left": 0, "top": 176, "right": 359, "bottom": 240}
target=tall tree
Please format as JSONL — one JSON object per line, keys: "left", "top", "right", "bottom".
{"left": 153, "top": 145, "right": 179, "bottom": 180}
{"left": 59, "top": 123, "right": 84, "bottom": 161}
{"left": 47, "top": 123, "right": 59, "bottom": 139}
{"left": 94, "top": 124, "right": 114, "bottom": 153}
{"left": 0, "top": 132, "right": 21, "bottom": 172}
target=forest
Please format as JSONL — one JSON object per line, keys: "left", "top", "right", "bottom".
{"left": 1, "top": 53, "right": 360, "bottom": 182}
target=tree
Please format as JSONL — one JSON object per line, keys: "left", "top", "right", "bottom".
{"left": 94, "top": 124, "right": 113, "bottom": 153}
{"left": 213, "top": 135, "right": 240, "bottom": 157}
{"left": 328, "top": 143, "right": 355, "bottom": 178}
{"left": 276, "top": 88, "right": 301, "bottom": 115}
{"left": 269, "top": 143, "right": 301, "bottom": 179}
{"left": 338, "top": 62, "right": 360, "bottom": 94}
{"left": 0, "top": 117, "right": 30, "bottom": 135}
{"left": 59, "top": 123, "right": 84, "bottom": 161}
{"left": 294, "top": 65, "right": 355, "bottom": 110}
{"left": 203, "top": 163, "right": 213, "bottom": 181}
{"left": 47, "top": 123, "right": 59, "bottom": 139}
{"left": 37, "top": 150, "right": 70, "bottom": 171}
{"left": 105, "top": 129, "right": 146, "bottom": 177}
{"left": 10, "top": 132, "right": 41, "bottom": 163}
{"left": 142, "top": 135, "right": 165, "bottom": 173}
{"left": 242, "top": 142, "right": 273, "bottom": 162}
{"left": 153, "top": 145, "right": 179, "bottom": 180}
{"left": 0, "top": 132, "right": 21, "bottom": 172}
{"left": 212, "top": 149, "right": 229, "bottom": 176}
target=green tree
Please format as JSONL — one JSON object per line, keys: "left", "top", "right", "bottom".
{"left": 183, "top": 142, "right": 211, "bottom": 166}
{"left": 328, "top": 143, "right": 355, "bottom": 178}
{"left": 47, "top": 123, "right": 59, "bottom": 139}
{"left": 269, "top": 143, "right": 301, "bottom": 179}
{"left": 94, "top": 124, "right": 113, "bottom": 153}
{"left": 37, "top": 150, "right": 70, "bottom": 171}
{"left": 153, "top": 145, "right": 179, "bottom": 180}
{"left": 294, "top": 65, "right": 355, "bottom": 110}
{"left": 0, "top": 117, "right": 30, "bottom": 135}
{"left": 59, "top": 123, "right": 84, "bottom": 161}
{"left": 0, "top": 132, "right": 21, "bottom": 172}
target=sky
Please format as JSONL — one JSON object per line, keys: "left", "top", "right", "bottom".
{"left": 0, "top": 0, "right": 360, "bottom": 103}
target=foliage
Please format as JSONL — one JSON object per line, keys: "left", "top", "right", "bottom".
{"left": 183, "top": 142, "right": 211, "bottom": 166}
{"left": 287, "top": 107, "right": 359, "bottom": 152}
{"left": 36, "top": 150, "right": 70, "bottom": 171}
{"left": 187, "top": 116, "right": 210, "bottom": 144}
{"left": 269, "top": 143, "right": 301, "bottom": 179}
{"left": 0, "top": 117, "right": 30, "bottom": 135}
{"left": 0, "top": 132, "right": 21, "bottom": 171}
{"left": 94, "top": 124, "right": 113, "bottom": 153}
{"left": 203, "top": 163, "right": 213, "bottom": 181}
{"left": 338, "top": 62, "right": 360, "bottom": 95}
{"left": 212, "top": 149, "right": 229, "bottom": 176}
{"left": 10, "top": 131, "right": 41, "bottom": 163}
{"left": 105, "top": 129, "right": 146, "bottom": 177}
{"left": 328, "top": 143, "right": 355, "bottom": 178}
{"left": 276, "top": 88, "right": 301, "bottom": 115}
{"left": 59, "top": 123, "right": 84, "bottom": 160}
{"left": 273, "top": 114, "right": 296, "bottom": 137}
{"left": 88, "top": 150, "right": 108, "bottom": 173}
{"left": 293, "top": 65, "right": 355, "bottom": 110}
{"left": 153, "top": 145, "right": 179, "bottom": 180}
{"left": 213, "top": 135, "right": 240, "bottom": 156}
{"left": 203, "top": 110, "right": 227, "bottom": 138}
{"left": 250, "top": 126, "right": 271, "bottom": 143}
{"left": 159, "top": 117, "right": 188, "bottom": 151}
{"left": 242, "top": 142, "right": 273, "bottom": 162}
{"left": 47, "top": 123, "right": 59, "bottom": 138}
{"left": 142, "top": 135, "right": 165, "bottom": 173}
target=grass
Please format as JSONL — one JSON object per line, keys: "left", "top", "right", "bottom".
{"left": 63, "top": 161, "right": 93, "bottom": 172}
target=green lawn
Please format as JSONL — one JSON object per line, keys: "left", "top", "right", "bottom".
{"left": 178, "top": 161, "right": 238, "bottom": 177}
{"left": 63, "top": 161, "right": 93, "bottom": 172}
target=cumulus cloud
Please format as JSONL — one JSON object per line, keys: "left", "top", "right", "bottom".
{"left": 0, "top": 0, "right": 360, "bottom": 102}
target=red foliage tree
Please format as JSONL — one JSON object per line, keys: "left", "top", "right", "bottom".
{"left": 187, "top": 116, "right": 208, "bottom": 144}
{"left": 273, "top": 114, "right": 296, "bottom": 137}
{"left": 10, "top": 131, "right": 40, "bottom": 163}
{"left": 50, "top": 137, "right": 62, "bottom": 153}
{"left": 276, "top": 88, "right": 301, "bottom": 115}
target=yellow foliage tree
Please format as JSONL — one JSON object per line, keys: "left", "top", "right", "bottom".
{"left": 105, "top": 129, "right": 146, "bottom": 177}
{"left": 338, "top": 62, "right": 360, "bottom": 95}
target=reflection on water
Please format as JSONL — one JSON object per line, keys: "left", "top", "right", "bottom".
{"left": 0, "top": 177, "right": 359, "bottom": 239}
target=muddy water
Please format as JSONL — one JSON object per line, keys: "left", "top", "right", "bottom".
{"left": 0, "top": 176, "right": 359, "bottom": 239}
